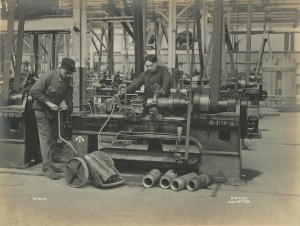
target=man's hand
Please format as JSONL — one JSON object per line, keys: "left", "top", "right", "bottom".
{"left": 46, "top": 101, "right": 58, "bottom": 111}
{"left": 158, "top": 89, "right": 166, "bottom": 96}
{"left": 59, "top": 100, "right": 68, "bottom": 111}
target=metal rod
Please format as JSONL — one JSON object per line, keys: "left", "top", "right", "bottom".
{"left": 58, "top": 110, "right": 78, "bottom": 155}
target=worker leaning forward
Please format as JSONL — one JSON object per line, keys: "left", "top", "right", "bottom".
{"left": 118, "top": 54, "right": 171, "bottom": 101}
{"left": 29, "top": 58, "right": 75, "bottom": 180}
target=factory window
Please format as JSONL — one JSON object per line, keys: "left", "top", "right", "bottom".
{"left": 219, "top": 129, "right": 231, "bottom": 141}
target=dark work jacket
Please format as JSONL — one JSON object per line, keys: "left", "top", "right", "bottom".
{"left": 126, "top": 65, "right": 171, "bottom": 99}
{"left": 29, "top": 69, "right": 71, "bottom": 113}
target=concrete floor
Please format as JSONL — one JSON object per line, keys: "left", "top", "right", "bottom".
{"left": 0, "top": 112, "right": 300, "bottom": 226}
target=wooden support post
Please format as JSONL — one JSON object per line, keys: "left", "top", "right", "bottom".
{"left": 284, "top": 33, "right": 289, "bottom": 52}
{"left": 45, "top": 35, "right": 52, "bottom": 71}
{"left": 73, "top": 0, "right": 81, "bottom": 112}
{"left": 92, "top": 38, "right": 100, "bottom": 76}
{"left": 107, "top": 25, "right": 114, "bottom": 78}
{"left": 210, "top": 0, "right": 223, "bottom": 113}
{"left": 142, "top": 0, "right": 147, "bottom": 53}
{"left": 255, "top": 32, "right": 268, "bottom": 77}
{"left": 225, "top": 24, "right": 235, "bottom": 76}
{"left": 72, "top": 0, "right": 87, "bottom": 112}
{"left": 202, "top": 0, "right": 207, "bottom": 53}
{"left": 80, "top": 0, "right": 87, "bottom": 108}
{"left": 63, "top": 34, "right": 67, "bottom": 57}
{"left": 245, "top": 0, "right": 252, "bottom": 85}
{"left": 51, "top": 33, "right": 56, "bottom": 70}
{"left": 161, "top": 19, "right": 168, "bottom": 44}
{"left": 267, "top": 33, "right": 273, "bottom": 61}
{"left": 89, "top": 40, "right": 93, "bottom": 72}
{"left": 168, "top": 0, "right": 176, "bottom": 69}
{"left": 14, "top": 1, "right": 26, "bottom": 91}
{"left": 1, "top": 0, "right": 16, "bottom": 103}
{"left": 186, "top": 11, "right": 190, "bottom": 75}
{"left": 107, "top": 1, "right": 114, "bottom": 78}
{"left": 156, "top": 19, "right": 164, "bottom": 64}
{"left": 99, "top": 28, "right": 105, "bottom": 74}
{"left": 290, "top": 33, "right": 295, "bottom": 52}
{"left": 154, "top": 20, "right": 158, "bottom": 58}
{"left": 203, "top": 38, "right": 212, "bottom": 80}
{"left": 90, "top": 28, "right": 108, "bottom": 51}
{"left": 222, "top": 22, "right": 227, "bottom": 79}
{"left": 0, "top": 35, "right": 5, "bottom": 72}
{"left": 133, "top": 0, "right": 144, "bottom": 77}
{"left": 33, "top": 35, "right": 39, "bottom": 74}
{"left": 92, "top": 38, "right": 100, "bottom": 57}
{"left": 67, "top": 35, "right": 72, "bottom": 58}
{"left": 123, "top": 28, "right": 129, "bottom": 75}
{"left": 55, "top": 34, "right": 63, "bottom": 68}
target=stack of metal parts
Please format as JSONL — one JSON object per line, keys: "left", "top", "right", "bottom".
{"left": 142, "top": 169, "right": 212, "bottom": 192}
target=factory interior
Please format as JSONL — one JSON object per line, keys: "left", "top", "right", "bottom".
{"left": 0, "top": 0, "right": 300, "bottom": 225}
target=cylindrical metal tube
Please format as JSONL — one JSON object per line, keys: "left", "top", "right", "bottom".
{"left": 186, "top": 174, "right": 212, "bottom": 191}
{"left": 142, "top": 169, "right": 161, "bottom": 188}
{"left": 170, "top": 172, "right": 198, "bottom": 191}
{"left": 159, "top": 170, "right": 177, "bottom": 189}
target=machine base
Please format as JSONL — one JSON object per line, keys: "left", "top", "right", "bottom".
{"left": 0, "top": 139, "right": 40, "bottom": 168}
{"left": 102, "top": 148, "right": 201, "bottom": 174}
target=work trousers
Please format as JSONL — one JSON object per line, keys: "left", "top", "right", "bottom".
{"left": 34, "top": 109, "right": 59, "bottom": 171}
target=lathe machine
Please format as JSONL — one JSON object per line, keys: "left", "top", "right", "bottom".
{"left": 71, "top": 87, "right": 248, "bottom": 181}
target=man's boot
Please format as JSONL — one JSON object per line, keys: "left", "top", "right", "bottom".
{"left": 44, "top": 168, "right": 60, "bottom": 180}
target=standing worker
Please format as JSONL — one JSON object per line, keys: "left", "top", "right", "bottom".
{"left": 118, "top": 55, "right": 171, "bottom": 100}
{"left": 29, "top": 58, "right": 75, "bottom": 180}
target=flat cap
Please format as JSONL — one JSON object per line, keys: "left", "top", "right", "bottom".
{"left": 61, "top": 58, "right": 76, "bottom": 73}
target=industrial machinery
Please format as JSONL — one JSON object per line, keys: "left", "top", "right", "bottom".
{"left": 0, "top": 91, "right": 40, "bottom": 168}
{"left": 69, "top": 0, "right": 247, "bottom": 182}
{"left": 222, "top": 75, "right": 268, "bottom": 138}
{"left": 71, "top": 86, "right": 247, "bottom": 181}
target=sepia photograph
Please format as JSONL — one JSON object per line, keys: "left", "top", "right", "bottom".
{"left": 0, "top": 0, "right": 299, "bottom": 225}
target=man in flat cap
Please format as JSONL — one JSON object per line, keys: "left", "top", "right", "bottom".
{"left": 29, "top": 58, "right": 75, "bottom": 180}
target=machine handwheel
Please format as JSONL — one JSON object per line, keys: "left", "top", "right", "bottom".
{"left": 64, "top": 157, "right": 89, "bottom": 188}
